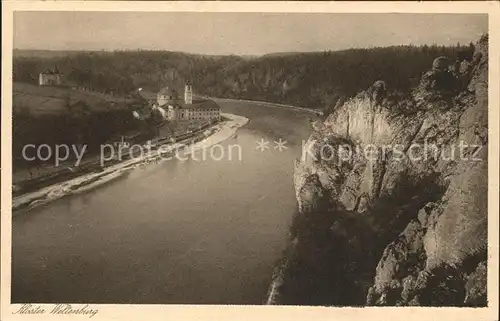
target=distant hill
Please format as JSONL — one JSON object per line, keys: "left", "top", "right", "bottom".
{"left": 260, "top": 51, "right": 311, "bottom": 58}
{"left": 13, "top": 43, "right": 474, "bottom": 112}
{"left": 13, "top": 49, "right": 107, "bottom": 59}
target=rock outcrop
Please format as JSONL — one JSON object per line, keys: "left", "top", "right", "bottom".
{"left": 268, "top": 35, "right": 488, "bottom": 306}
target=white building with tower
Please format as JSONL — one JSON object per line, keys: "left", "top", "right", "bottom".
{"left": 39, "top": 66, "right": 62, "bottom": 86}
{"left": 138, "top": 81, "right": 221, "bottom": 122}
{"left": 184, "top": 82, "right": 193, "bottom": 105}
{"left": 156, "top": 82, "right": 220, "bottom": 122}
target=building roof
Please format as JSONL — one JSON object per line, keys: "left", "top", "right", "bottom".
{"left": 41, "top": 66, "right": 61, "bottom": 75}
{"left": 41, "top": 70, "right": 60, "bottom": 75}
{"left": 179, "top": 99, "right": 221, "bottom": 110}
{"left": 158, "top": 86, "right": 178, "bottom": 96}
{"left": 137, "top": 90, "right": 157, "bottom": 101}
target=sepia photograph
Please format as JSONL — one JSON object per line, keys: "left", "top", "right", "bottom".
{"left": 1, "top": 2, "right": 499, "bottom": 321}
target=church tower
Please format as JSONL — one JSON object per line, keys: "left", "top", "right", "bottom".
{"left": 184, "top": 82, "right": 193, "bottom": 104}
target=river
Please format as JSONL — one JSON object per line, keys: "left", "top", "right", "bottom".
{"left": 11, "top": 99, "right": 314, "bottom": 304}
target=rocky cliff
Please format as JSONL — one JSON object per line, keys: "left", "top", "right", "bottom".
{"left": 268, "top": 34, "right": 488, "bottom": 306}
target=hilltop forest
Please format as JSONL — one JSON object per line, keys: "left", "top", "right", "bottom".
{"left": 14, "top": 42, "right": 474, "bottom": 112}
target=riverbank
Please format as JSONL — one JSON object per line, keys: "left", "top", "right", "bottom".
{"left": 12, "top": 113, "right": 248, "bottom": 212}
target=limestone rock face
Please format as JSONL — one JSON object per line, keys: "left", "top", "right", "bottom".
{"left": 366, "top": 35, "right": 488, "bottom": 307}
{"left": 464, "top": 261, "right": 487, "bottom": 306}
{"left": 268, "top": 35, "right": 488, "bottom": 306}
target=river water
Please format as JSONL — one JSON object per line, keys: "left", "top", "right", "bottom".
{"left": 11, "top": 100, "right": 313, "bottom": 304}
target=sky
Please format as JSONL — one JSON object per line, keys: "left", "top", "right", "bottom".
{"left": 14, "top": 12, "right": 488, "bottom": 55}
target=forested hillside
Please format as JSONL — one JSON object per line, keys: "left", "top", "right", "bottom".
{"left": 13, "top": 43, "right": 473, "bottom": 112}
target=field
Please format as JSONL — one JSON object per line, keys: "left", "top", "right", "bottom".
{"left": 13, "top": 82, "right": 132, "bottom": 115}
{"left": 12, "top": 82, "right": 145, "bottom": 171}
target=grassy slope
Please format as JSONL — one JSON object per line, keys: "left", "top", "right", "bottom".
{"left": 13, "top": 82, "right": 132, "bottom": 115}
